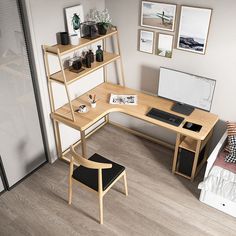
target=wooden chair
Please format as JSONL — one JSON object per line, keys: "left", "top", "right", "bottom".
{"left": 68, "top": 146, "right": 128, "bottom": 224}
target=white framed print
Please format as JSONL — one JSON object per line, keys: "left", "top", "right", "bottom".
{"left": 156, "top": 33, "right": 173, "bottom": 58}
{"left": 141, "top": 1, "right": 177, "bottom": 31}
{"left": 65, "top": 5, "right": 84, "bottom": 37}
{"left": 177, "top": 6, "right": 212, "bottom": 54}
{"left": 139, "top": 30, "right": 154, "bottom": 54}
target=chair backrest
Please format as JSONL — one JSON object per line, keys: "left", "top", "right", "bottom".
{"left": 69, "top": 146, "right": 112, "bottom": 170}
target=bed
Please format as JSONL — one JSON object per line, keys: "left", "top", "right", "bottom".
{"left": 198, "top": 132, "right": 236, "bottom": 217}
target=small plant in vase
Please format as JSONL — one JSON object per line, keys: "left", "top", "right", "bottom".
{"left": 87, "top": 8, "right": 112, "bottom": 35}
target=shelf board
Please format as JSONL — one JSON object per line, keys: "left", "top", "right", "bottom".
{"left": 179, "top": 136, "right": 197, "bottom": 153}
{"left": 45, "top": 30, "right": 117, "bottom": 55}
{"left": 50, "top": 52, "right": 120, "bottom": 85}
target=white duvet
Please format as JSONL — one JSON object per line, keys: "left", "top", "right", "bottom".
{"left": 198, "top": 166, "right": 236, "bottom": 202}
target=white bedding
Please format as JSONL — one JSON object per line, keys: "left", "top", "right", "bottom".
{"left": 198, "top": 166, "right": 236, "bottom": 202}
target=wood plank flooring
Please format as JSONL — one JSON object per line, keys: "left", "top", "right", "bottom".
{"left": 0, "top": 124, "right": 235, "bottom": 236}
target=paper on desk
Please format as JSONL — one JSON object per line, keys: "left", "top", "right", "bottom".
{"left": 109, "top": 94, "right": 138, "bottom": 105}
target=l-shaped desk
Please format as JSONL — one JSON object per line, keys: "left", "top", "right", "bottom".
{"left": 51, "top": 82, "right": 218, "bottom": 181}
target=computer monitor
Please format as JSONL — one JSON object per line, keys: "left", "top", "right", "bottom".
{"left": 158, "top": 67, "right": 216, "bottom": 115}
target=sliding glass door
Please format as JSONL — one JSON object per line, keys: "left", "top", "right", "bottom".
{"left": 0, "top": 0, "right": 46, "bottom": 188}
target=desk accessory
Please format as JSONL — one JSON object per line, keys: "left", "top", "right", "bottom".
{"left": 146, "top": 108, "right": 184, "bottom": 127}
{"left": 183, "top": 122, "right": 202, "bottom": 132}
{"left": 89, "top": 94, "right": 97, "bottom": 108}
{"left": 109, "top": 94, "right": 137, "bottom": 105}
{"left": 75, "top": 105, "right": 88, "bottom": 113}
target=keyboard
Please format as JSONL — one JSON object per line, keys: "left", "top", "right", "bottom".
{"left": 146, "top": 108, "right": 184, "bottom": 127}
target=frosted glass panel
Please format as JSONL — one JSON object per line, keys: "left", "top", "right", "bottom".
{"left": 0, "top": 1, "right": 46, "bottom": 187}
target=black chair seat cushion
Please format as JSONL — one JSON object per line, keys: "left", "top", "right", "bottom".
{"left": 72, "top": 153, "right": 125, "bottom": 191}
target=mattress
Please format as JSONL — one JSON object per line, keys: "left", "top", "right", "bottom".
{"left": 198, "top": 151, "right": 236, "bottom": 202}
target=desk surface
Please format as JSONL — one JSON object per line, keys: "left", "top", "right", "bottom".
{"left": 52, "top": 82, "right": 218, "bottom": 140}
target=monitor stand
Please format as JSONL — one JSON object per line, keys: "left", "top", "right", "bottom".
{"left": 171, "top": 102, "right": 194, "bottom": 116}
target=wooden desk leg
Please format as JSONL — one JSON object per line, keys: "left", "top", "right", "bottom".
{"left": 80, "top": 130, "right": 87, "bottom": 158}
{"left": 172, "top": 133, "right": 181, "bottom": 173}
{"left": 190, "top": 140, "right": 202, "bottom": 181}
{"left": 54, "top": 120, "right": 62, "bottom": 159}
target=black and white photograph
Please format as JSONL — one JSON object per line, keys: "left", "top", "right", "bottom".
{"left": 141, "top": 1, "right": 176, "bottom": 31}
{"left": 139, "top": 30, "right": 154, "bottom": 54}
{"left": 177, "top": 6, "right": 212, "bottom": 54}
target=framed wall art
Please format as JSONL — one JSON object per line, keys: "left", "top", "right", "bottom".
{"left": 65, "top": 5, "right": 84, "bottom": 37}
{"left": 177, "top": 6, "right": 212, "bottom": 54}
{"left": 156, "top": 33, "right": 173, "bottom": 58}
{"left": 139, "top": 30, "right": 154, "bottom": 54}
{"left": 141, "top": 1, "right": 176, "bottom": 31}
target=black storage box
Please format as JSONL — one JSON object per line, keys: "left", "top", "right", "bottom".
{"left": 177, "top": 147, "right": 205, "bottom": 177}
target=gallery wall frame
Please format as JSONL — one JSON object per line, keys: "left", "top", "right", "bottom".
{"left": 140, "top": 1, "right": 177, "bottom": 32}
{"left": 177, "top": 6, "right": 212, "bottom": 54}
{"left": 65, "top": 5, "right": 84, "bottom": 37}
{"left": 156, "top": 33, "right": 174, "bottom": 58}
{"left": 138, "top": 29, "right": 155, "bottom": 54}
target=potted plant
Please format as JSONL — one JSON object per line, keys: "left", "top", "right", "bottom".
{"left": 87, "top": 8, "right": 112, "bottom": 35}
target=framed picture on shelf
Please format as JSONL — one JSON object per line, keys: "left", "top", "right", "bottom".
{"left": 139, "top": 30, "right": 154, "bottom": 54}
{"left": 141, "top": 1, "right": 176, "bottom": 31}
{"left": 177, "top": 6, "right": 212, "bottom": 54}
{"left": 156, "top": 33, "right": 173, "bottom": 58}
{"left": 65, "top": 5, "right": 84, "bottom": 37}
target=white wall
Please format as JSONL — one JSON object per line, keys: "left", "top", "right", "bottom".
{"left": 25, "top": 0, "right": 105, "bottom": 162}
{"left": 105, "top": 0, "right": 236, "bottom": 147}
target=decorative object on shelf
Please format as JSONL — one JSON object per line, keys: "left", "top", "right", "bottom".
{"left": 156, "top": 33, "right": 173, "bottom": 58}
{"left": 88, "top": 49, "right": 94, "bottom": 63}
{"left": 72, "top": 59, "right": 82, "bottom": 70}
{"left": 65, "top": 5, "right": 84, "bottom": 37}
{"left": 69, "top": 34, "right": 79, "bottom": 45}
{"left": 141, "top": 1, "right": 176, "bottom": 32}
{"left": 86, "top": 8, "right": 112, "bottom": 35}
{"left": 96, "top": 45, "right": 103, "bottom": 62}
{"left": 177, "top": 6, "right": 212, "bottom": 54}
{"left": 81, "top": 21, "right": 99, "bottom": 39}
{"left": 89, "top": 94, "right": 97, "bottom": 108}
{"left": 139, "top": 30, "right": 154, "bottom": 54}
{"left": 60, "top": 32, "right": 69, "bottom": 45}
{"left": 85, "top": 51, "right": 91, "bottom": 68}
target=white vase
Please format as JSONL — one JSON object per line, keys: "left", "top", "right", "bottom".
{"left": 91, "top": 102, "right": 96, "bottom": 108}
{"left": 70, "top": 34, "right": 79, "bottom": 45}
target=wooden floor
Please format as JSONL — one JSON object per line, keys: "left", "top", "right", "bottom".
{"left": 0, "top": 124, "right": 235, "bottom": 236}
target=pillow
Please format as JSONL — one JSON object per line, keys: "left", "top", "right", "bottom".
{"left": 225, "top": 122, "right": 236, "bottom": 163}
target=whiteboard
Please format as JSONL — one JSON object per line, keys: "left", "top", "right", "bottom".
{"left": 158, "top": 68, "right": 216, "bottom": 111}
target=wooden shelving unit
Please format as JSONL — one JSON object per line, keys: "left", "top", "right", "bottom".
{"left": 43, "top": 29, "right": 125, "bottom": 122}
{"left": 43, "top": 29, "right": 125, "bottom": 158}
{"left": 50, "top": 52, "right": 120, "bottom": 85}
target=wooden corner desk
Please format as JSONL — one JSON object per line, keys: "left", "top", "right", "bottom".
{"left": 51, "top": 82, "right": 218, "bottom": 181}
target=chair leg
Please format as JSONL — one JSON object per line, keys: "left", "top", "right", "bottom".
{"left": 68, "top": 177, "right": 72, "bottom": 205}
{"left": 123, "top": 171, "right": 128, "bottom": 196}
{"left": 99, "top": 195, "right": 103, "bottom": 224}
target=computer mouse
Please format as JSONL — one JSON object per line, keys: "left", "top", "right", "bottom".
{"left": 186, "top": 122, "right": 193, "bottom": 129}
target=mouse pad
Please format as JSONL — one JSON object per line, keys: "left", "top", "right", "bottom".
{"left": 183, "top": 122, "right": 202, "bottom": 132}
